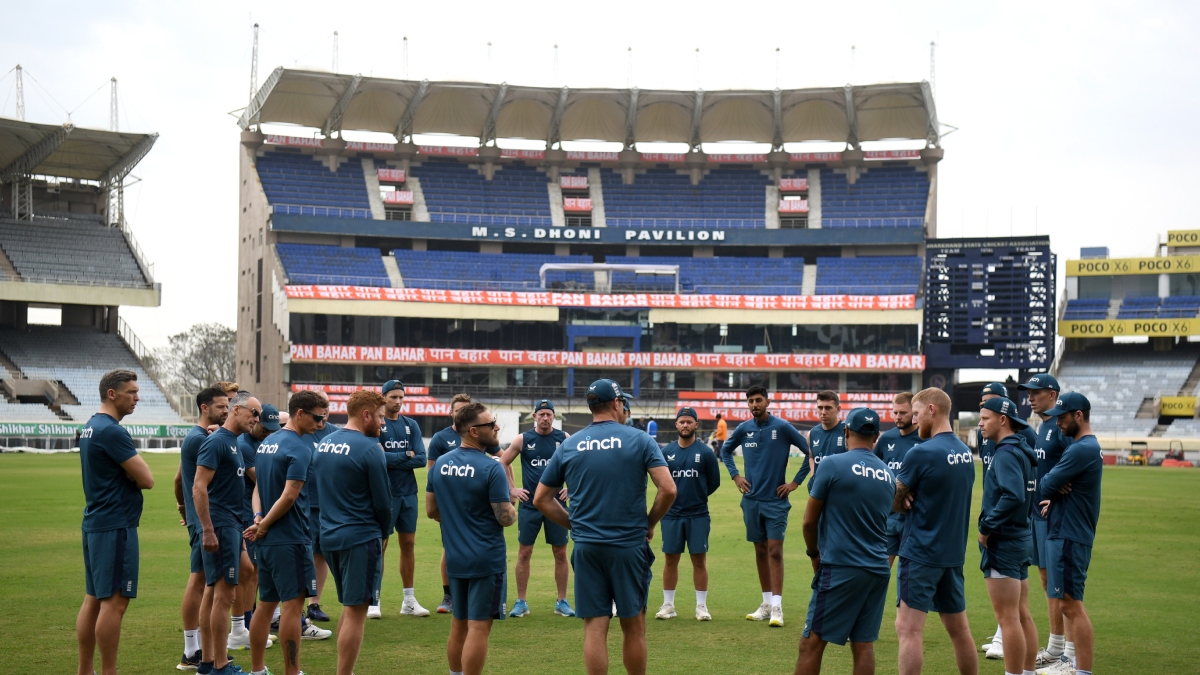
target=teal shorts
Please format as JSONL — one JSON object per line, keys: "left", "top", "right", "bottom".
{"left": 518, "top": 504, "right": 568, "bottom": 547}
{"left": 1047, "top": 538, "right": 1091, "bottom": 601}
{"left": 885, "top": 515, "right": 905, "bottom": 557}
{"left": 389, "top": 494, "right": 418, "bottom": 536}
{"left": 979, "top": 534, "right": 1031, "bottom": 581}
{"left": 257, "top": 543, "right": 317, "bottom": 603}
{"left": 241, "top": 520, "right": 258, "bottom": 566}
{"left": 660, "top": 515, "right": 710, "bottom": 555}
{"left": 326, "top": 539, "right": 382, "bottom": 607}
{"left": 1031, "top": 518, "right": 1049, "bottom": 569}
{"left": 741, "top": 496, "right": 790, "bottom": 542}
{"left": 897, "top": 559, "right": 965, "bottom": 614}
{"left": 449, "top": 573, "right": 507, "bottom": 622}
{"left": 571, "top": 542, "right": 654, "bottom": 619}
{"left": 804, "top": 565, "right": 889, "bottom": 645}
{"left": 187, "top": 524, "right": 204, "bottom": 574}
{"left": 83, "top": 527, "right": 139, "bottom": 599}
{"left": 201, "top": 526, "right": 242, "bottom": 587}
{"left": 310, "top": 508, "right": 322, "bottom": 554}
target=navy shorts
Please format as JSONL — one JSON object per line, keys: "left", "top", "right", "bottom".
{"left": 741, "top": 496, "right": 790, "bottom": 542}
{"left": 201, "top": 526, "right": 242, "bottom": 587}
{"left": 1047, "top": 538, "right": 1092, "bottom": 601}
{"left": 449, "top": 574, "right": 507, "bottom": 622}
{"left": 310, "top": 508, "right": 322, "bottom": 554}
{"left": 326, "top": 539, "right": 382, "bottom": 607}
{"left": 187, "top": 524, "right": 204, "bottom": 574}
{"left": 885, "top": 516, "right": 905, "bottom": 557}
{"left": 518, "top": 505, "right": 568, "bottom": 547}
{"left": 389, "top": 494, "right": 418, "bottom": 536}
{"left": 660, "top": 515, "right": 710, "bottom": 555}
{"left": 1031, "top": 518, "right": 1049, "bottom": 569}
{"left": 897, "top": 558, "right": 965, "bottom": 614}
{"left": 83, "top": 527, "right": 139, "bottom": 599}
{"left": 804, "top": 565, "right": 889, "bottom": 645}
{"left": 571, "top": 542, "right": 654, "bottom": 619}
{"left": 257, "top": 543, "right": 317, "bottom": 603}
{"left": 979, "top": 534, "right": 1031, "bottom": 581}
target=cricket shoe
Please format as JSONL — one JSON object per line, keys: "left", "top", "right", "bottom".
{"left": 401, "top": 596, "right": 430, "bottom": 617}
{"left": 695, "top": 604, "right": 712, "bottom": 621}
{"left": 768, "top": 605, "right": 784, "bottom": 627}
{"left": 655, "top": 603, "right": 676, "bottom": 620}
{"left": 746, "top": 602, "right": 771, "bottom": 621}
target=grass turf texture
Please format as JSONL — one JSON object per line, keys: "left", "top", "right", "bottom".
{"left": 2, "top": 453, "right": 1197, "bottom": 674}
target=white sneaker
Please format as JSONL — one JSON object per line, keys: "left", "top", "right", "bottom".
{"left": 611, "top": 601, "right": 618, "bottom": 617}
{"left": 768, "top": 605, "right": 784, "bottom": 627}
{"left": 746, "top": 602, "right": 771, "bottom": 621}
{"left": 1036, "top": 657, "right": 1075, "bottom": 675}
{"left": 366, "top": 604, "right": 382, "bottom": 620}
{"left": 985, "top": 640, "right": 1004, "bottom": 659}
{"left": 1035, "top": 649, "right": 1060, "bottom": 667}
{"left": 401, "top": 596, "right": 430, "bottom": 617}
{"left": 227, "top": 628, "right": 251, "bottom": 650}
{"left": 300, "top": 623, "right": 332, "bottom": 640}
{"left": 695, "top": 604, "right": 712, "bottom": 621}
{"left": 655, "top": 603, "right": 676, "bottom": 620}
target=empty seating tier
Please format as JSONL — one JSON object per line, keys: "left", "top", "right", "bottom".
{"left": 820, "top": 166, "right": 928, "bottom": 228}
{"left": 814, "top": 257, "right": 923, "bottom": 295}
{"left": 392, "top": 250, "right": 593, "bottom": 291}
{"left": 1056, "top": 345, "right": 1200, "bottom": 437}
{"left": 1063, "top": 298, "right": 1110, "bottom": 321}
{"left": 413, "top": 161, "right": 552, "bottom": 226}
{"left": 0, "top": 218, "right": 149, "bottom": 288}
{"left": 604, "top": 256, "right": 805, "bottom": 294}
{"left": 256, "top": 150, "right": 371, "bottom": 218}
{"left": 600, "top": 168, "right": 769, "bottom": 228}
{"left": 276, "top": 244, "right": 391, "bottom": 287}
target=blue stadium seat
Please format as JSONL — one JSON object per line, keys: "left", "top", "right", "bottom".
{"left": 819, "top": 166, "right": 929, "bottom": 228}
{"left": 604, "top": 256, "right": 805, "bottom": 294}
{"left": 392, "top": 250, "right": 593, "bottom": 292}
{"left": 276, "top": 244, "right": 390, "bottom": 286}
{"left": 256, "top": 150, "right": 371, "bottom": 218}
{"left": 813, "top": 256, "right": 923, "bottom": 295}
{"left": 412, "top": 161, "right": 553, "bottom": 226}
{"left": 600, "top": 168, "right": 770, "bottom": 229}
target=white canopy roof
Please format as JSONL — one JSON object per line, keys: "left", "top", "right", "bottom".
{"left": 0, "top": 117, "right": 157, "bottom": 184}
{"left": 241, "top": 68, "right": 939, "bottom": 149}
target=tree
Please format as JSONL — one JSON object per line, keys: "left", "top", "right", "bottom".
{"left": 153, "top": 323, "right": 236, "bottom": 402}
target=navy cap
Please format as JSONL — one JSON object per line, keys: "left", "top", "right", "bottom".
{"left": 382, "top": 380, "right": 405, "bottom": 395}
{"left": 981, "top": 397, "right": 1029, "bottom": 429}
{"left": 259, "top": 404, "right": 282, "bottom": 431}
{"left": 1018, "top": 374, "right": 1060, "bottom": 392}
{"left": 1045, "top": 392, "right": 1091, "bottom": 417}
{"left": 845, "top": 407, "right": 881, "bottom": 435}
{"left": 586, "top": 378, "right": 633, "bottom": 403}
{"left": 676, "top": 407, "right": 698, "bottom": 420}
{"left": 533, "top": 399, "right": 555, "bottom": 412}
{"left": 981, "top": 382, "right": 1009, "bottom": 398}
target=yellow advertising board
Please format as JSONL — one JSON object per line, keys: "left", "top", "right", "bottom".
{"left": 1160, "top": 396, "right": 1197, "bottom": 417}
{"left": 1058, "top": 318, "right": 1200, "bottom": 338}
{"left": 1167, "top": 230, "right": 1200, "bottom": 247}
{"left": 1066, "top": 255, "right": 1200, "bottom": 276}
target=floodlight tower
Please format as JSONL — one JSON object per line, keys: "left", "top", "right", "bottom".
{"left": 14, "top": 64, "right": 25, "bottom": 120}
{"left": 108, "top": 78, "right": 123, "bottom": 226}
{"left": 929, "top": 41, "right": 937, "bottom": 96}
{"left": 249, "top": 24, "right": 259, "bottom": 105}
{"left": 333, "top": 31, "right": 339, "bottom": 73}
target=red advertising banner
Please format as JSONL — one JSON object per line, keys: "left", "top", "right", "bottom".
{"left": 790, "top": 152, "right": 842, "bottom": 162}
{"left": 779, "top": 177, "right": 808, "bottom": 191}
{"left": 377, "top": 168, "right": 406, "bottom": 183}
{"left": 678, "top": 405, "right": 895, "bottom": 423}
{"left": 707, "top": 153, "right": 766, "bottom": 163}
{"left": 560, "top": 175, "right": 589, "bottom": 189}
{"left": 565, "top": 151, "right": 620, "bottom": 161}
{"left": 325, "top": 394, "right": 439, "bottom": 403}
{"left": 419, "top": 145, "right": 479, "bottom": 157}
{"left": 779, "top": 199, "right": 809, "bottom": 213}
{"left": 499, "top": 149, "right": 545, "bottom": 160}
{"left": 677, "top": 391, "right": 899, "bottom": 403}
{"left": 265, "top": 134, "right": 323, "bottom": 148}
{"left": 289, "top": 344, "right": 926, "bottom": 372}
{"left": 563, "top": 197, "right": 592, "bottom": 212}
{"left": 347, "top": 141, "right": 397, "bottom": 152}
{"left": 641, "top": 153, "right": 687, "bottom": 163}
{"left": 292, "top": 383, "right": 431, "bottom": 395}
{"left": 382, "top": 190, "right": 414, "bottom": 205}
{"left": 326, "top": 399, "right": 452, "bottom": 416}
{"left": 864, "top": 150, "right": 921, "bottom": 160}
{"left": 285, "top": 285, "right": 917, "bottom": 311}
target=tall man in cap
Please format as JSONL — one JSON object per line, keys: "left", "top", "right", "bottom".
{"left": 977, "top": 397, "right": 1040, "bottom": 675}
{"left": 795, "top": 408, "right": 894, "bottom": 675}
{"left": 374, "top": 380, "right": 430, "bottom": 618}
{"left": 429, "top": 393, "right": 481, "bottom": 614}
{"left": 1037, "top": 393, "right": 1102, "bottom": 675}
{"left": 655, "top": 407, "right": 721, "bottom": 621}
{"left": 228, "top": 404, "right": 281, "bottom": 652}
{"left": 892, "top": 387, "right": 978, "bottom": 675}
{"left": 720, "top": 385, "right": 811, "bottom": 627}
{"left": 874, "top": 392, "right": 920, "bottom": 569}
{"left": 1018, "top": 374, "right": 1074, "bottom": 669}
{"left": 500, "top": 399, "right": 575, "bottom": 618}
{"left": 534, "top": 379, "right": 676, "bottom": 675}
{"left": 806, "top": 390, "right": 847, "bottom": 481}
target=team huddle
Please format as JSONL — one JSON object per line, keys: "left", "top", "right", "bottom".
{"left": 75, "top": 369, "right": 1102, "bottom": 675}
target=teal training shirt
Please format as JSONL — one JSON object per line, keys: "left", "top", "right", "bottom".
{"left": 254, "top": 429, "right": 313, "bottom": 546}
{"left": 895, "top": 432, "right": 975, "bottom": 567}
{"left": 720, "top": 414, "right": 809, "bottom": 500}
{"left": 195, "top": 427, "right": 245, "bottom": 530}
{"left": 873, "top": 426, "right": 921, "bottom": 531}
{"left": 179, "top": 425, "right": 207, "bottom": 528}
{"left": 380, "top": 415, "right": 427, "bottom": 497}
{"left": 427, "top": 447, "right": 510, "bottom": 577}
{"left": 80, "top": 413, "right": 142, "bottom": 532}
{"left": 1040, "top": 434, "right": 1103, "bottom": 546}
{"left": 313, "top": 428, "right": 392, "bottom": 551}
{"left": 808, "top": 448, "right": 895, "bottom": 574}
{"left": 519, "top": 428, "right": 568, "bottom": 504}
{"left": 662, "top": 440, "right": 721, "bottom": 518}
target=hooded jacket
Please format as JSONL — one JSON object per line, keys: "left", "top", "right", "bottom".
{"left": 978, "top": 432, "right": 1038, "bottom": 539}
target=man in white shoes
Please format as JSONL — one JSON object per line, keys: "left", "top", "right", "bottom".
{"left": 655, "top": 408, "right": 721, "bottom": 622}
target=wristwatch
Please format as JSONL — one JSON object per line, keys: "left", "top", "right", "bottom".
{"left": 806, "top": 549, "right": 820, "bottom": 558}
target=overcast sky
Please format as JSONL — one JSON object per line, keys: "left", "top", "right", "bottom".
{"left": 3, "top": 1, "right": 1198, "bottom": 348}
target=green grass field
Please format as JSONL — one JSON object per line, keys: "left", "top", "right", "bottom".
{"left": 2, "top": 452, "right": 1198, "bottom": 674}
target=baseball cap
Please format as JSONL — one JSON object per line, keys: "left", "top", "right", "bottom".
{"left": 1018, "top": 374, "right": 1060, "bottom": 392}
{"left": 676, "top": 407, "right": 698, "bottom": 420}
{"left": 533, "top": 399, "right": 555, "bottom": 412}
{"left": 382, "top": 379, "right": 405, "bottom": 395}
{"left": 845, "top": 407, "right": 881, "bottom": 435}
{"left": 981, "top": 382, "right": 1009, "bottom": 397}
{"left": 586, "top": 378, "right": 633, "bottom": 403}
{"left": 980, "top": 397, "right": 1029, "bottom": 428}
{"left": 1044, "top": 392, "right": 1091, "bottom": 417}
{"left": 259, "top": 404, "right": 282, "bottom": 431}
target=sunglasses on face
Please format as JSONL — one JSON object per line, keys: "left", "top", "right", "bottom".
{"left": 303, "top": 410, "right": 327, "bottom": 423}
{"left": 472, "top": 420, "right": 499, "bottom": 430}
{"left": 239, "top": 406, "right": 261, "bottom": 417}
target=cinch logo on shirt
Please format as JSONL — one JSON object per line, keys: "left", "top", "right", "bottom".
{"left": 853, "top": 461, "right": 893, "bottom": 482}
{"left": 1027, "top": 480, "right": 1036, "bottom": 493}
{"left": 318, "top": 441, "right": 353, "bottom": 455}
{"left": 1035, "top": 448, "right": 1047, "bottom": 460}
{"left": 80, "top": 427, "right": 94, "bottom": 439}
{"left": 578, "top": 436, "right": 622, "bottom": 451}
{"left": 672, "top": 468, "right": 700, "bottom": 478}
{"left": 947, "top": 452, "right": 973, "bottom": 465}
{"left": 237, "top": 467, "right": 245, "bottom": 477}
{"left": 258, "top": 443, "right": 280, "bottom": 454}
{"left": 383, "top": 438, "right": 409, "bottom": 450}
{"left": 887, "top": 460, "right": 903, "bottom": 471}
{"left": 440, "top": 463, "right": 476, "bottom": 477}
{"left": 530, "top": 457, "right": 550, "bottom": 467}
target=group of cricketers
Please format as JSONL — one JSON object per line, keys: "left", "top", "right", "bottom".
{"left": 76, "top": 367, "right": 1102, "bottom": 675}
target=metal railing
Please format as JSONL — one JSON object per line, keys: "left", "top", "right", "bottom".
{"left": 118, "top": 220, "right": 156, "bottom": 285}
{"left": 273, "top": 204, "right": 371, "bottom": 219}
{"left": 116, "top": 317, "right": 186, "bottom": 419}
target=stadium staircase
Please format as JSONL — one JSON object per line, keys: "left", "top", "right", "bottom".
{"left": 382, "top": 255, "right": 404, "bottom": 288}
{"left": 1151, "top": 353, "right": 1200, "bottom": 437}
{"left": 547, "top": 181, "right": 566, "bottom": 228}
{"left": 407, "top": 175, "right": 431, "bottom": 221}
{"left": 361, "top": 158, "right": 386, "bottom": 219}
{"left": 587, "top": 168, "right": 608, "bottom": 227}
{"left": 0, "top": 243, "right": 19, "bottom": 280}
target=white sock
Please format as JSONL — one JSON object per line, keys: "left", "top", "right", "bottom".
{"left": 993, "top": 624, "right": 1003, "bottom": 641}
{"left": 1075, "top": 670, "right": 1091, "bottom": 675}
{"left": 1064, "top": 641, "right": 1075, "bottom": 660}
{"left": 761, "top": 591, "right": 771, "bottom": 604}
{"left": 184, "top": 629, "right": 199, "bottom": 654}
{"left": 451, "top": 671, "right": 464, "bottom": 675}
{"left": 696, "top": 590, "right": 708, "bottom": 605}
{"left": 1047, "top": 633, "right": 1065, "bottom": 656}
{"left": 1006, "top": 672, "right": 1021, "bottom": 675}
{"left": 272, "top": 606, "right": 281, "bottom": 621}
{"left": 404, "top": 587, "right": 415, "bottom": 599}
{"left": 252, "top": 670, "right": 268, "bottom": 675}
{"left": 663, "top": 590, "right": 675, "bottom": 605}
{"left": 230, "top": 616, "right": 244, "bottom": 633}
{"left": 1024, "top": 671, "right": 1036, "bottom": 675}
{"left": 770, "top": 594, "right": 782, "bottom": 608}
